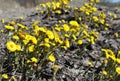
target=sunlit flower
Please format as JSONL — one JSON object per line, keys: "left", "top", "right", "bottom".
{"left": 54, "top": 32, "right": 63, "bottom": 44}
{"left": 93, "top": 16, "right": 98, "bottom": 22}
{"left": 55, "top": 10, "right": 61, "bottom": 14}
{"left": 46, "top": 30, "right": 54, "bottom": 39}
{"left": 78, "top": 40, "right": 83, "bottom": 45}
{"left": 26, "top": 59, "right": 31, "bottom": 63}
{"left": 113, "top": 14, "right": 117, "bottom": 19}
{"left": 6, "top": 41, "right": 17, "bottom": 52}
{"left": 65, "top": 39, "right": 70, "bottom": 48}
{"left": 44, "top": 38, "right": 49, "bottom": 43}
{"left": 16, "top": 44, "right": 22, "bottom": 51}
{"left": 31, "top": 36, "right": 37, "bottom": 44}
{"left": 72, "top": 34, "right": 77, "bottom": 40}
{"left": 60, "top": 0, "right": 69, "bottom": 4}
{"left": 69, "top": 20, "right": 79, "bottom": 27}
{"left": 102, "top": 70, "right": 107, "bottom": 75}
{"left": 28, "top": 45, "right": 34, "bottom": 52}
{"left": 17, "top": 23, "right": 25, "bottom": 28}
{"left": 1, "top": 18, "right": 5, "bottom": 24}
{"left": 48, "top": 54, "right": 56, "bottom": 62}
{"left": 63, "top": 24, "right": 70, "bottom": 32}
{"left": 12, "top": 35, "right": 19, "bottom": 40}
{"left": 2, "top": 74, "right": 8, "bottom": 79}
{"left": 116, "top": 67, "right": 120, "bottom": 74}
{"left": 9, "top": 21, "right": 15, "bottom": 26}
{"left": 114, "top": 32, "right": 119, "bottom": 38}
{"left": 88, "top": 61, "right": 93, "bottom": 66}
{"left": 31, "top": 57, "right": 38, "bottom": 63}
{"left": 5, "top": 25, "right": 14, "bottom": 30}
{"left": 117, "top": 58, "right": 120, "bottom": 64}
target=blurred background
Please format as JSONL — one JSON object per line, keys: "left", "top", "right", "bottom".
{"left": 0, "top": 0, "right": 120, "bottom": 14}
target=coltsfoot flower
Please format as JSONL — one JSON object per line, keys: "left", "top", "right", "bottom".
{"left": 116, "top": 67, "right": 120, "bottom": 74}
{"left": 48, "top": 54, "right": 56, "bottom": 62}
{"left": 31, "top": 57, "right": 38, "bottom": 63}
{"left": 6, "top": 41, "right": 17, "bottom": 52}
{"left": 102, "top": 70, "right": 107, "bottom": 75}
{"left": 2, "top": 74, "right": 8, "bottom": 79}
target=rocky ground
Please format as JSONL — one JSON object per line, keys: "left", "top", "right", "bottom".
{"left": 0, "top": 0, "right": 120, "bottom": 81}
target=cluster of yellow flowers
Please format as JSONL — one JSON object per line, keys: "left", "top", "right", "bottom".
{"left": 102, "top": 49, "right": 120, "bottom": 79}
{"left": 1, "top": 0, "right": 118, "bottom": 80}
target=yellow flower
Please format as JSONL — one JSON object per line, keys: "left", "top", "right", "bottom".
{"left": 55, "top": 10, "right": 61, "bottom": 14}
{"left": 12, "top": 35, "right": 19, "bottom": 40}
{"left": 54, "top": 32, "right": 63, "bottom": 44}
{"left": 72, "top": 34, "right": 77, "bottom": 40}
{"left": 36, "top": 7, "right": 39, "bottom": 11}
{"left": 116, "top": 67, "right": 120, "bottom": 74}
{"left": 6, "top": 41, "right": 17, "bottom": 52}
{"left": 2, "top": 74, "right": 8, "bottom": 79}
{"left": 93, "top": 16, "right": 98, "bottom": 22}
{"left": 65, "top": 34, "right": 69, "bottom": 37}
{"left": 5, "top": 25, "right": 14, "bottom": 30}
{"left": 9, "top": 21, "right": 15, "bottom": 26}
{"left": 65, "top": 39, "right": 70, "bottom": 48}
{"left": 26, "top": 59, "right": 31, "bottom": 63}
{"left": 85, "top": 11, "right": 90, "bottom": 16}
{"left": 63, "top": 24, "right": 70, "bottom": 32}
{"left": 113, "top": 14, "right": 117, "bottom": 19}
{"left": 100, "top": 19, "right": 105, "bottom": 24}
{"left": 48, "top": 54, "right": 56, "bottom": 62}
{"left": 80, "top": 6, "right": 85, "bottom": 11}
{"left": 118, "top": 51, "right": 120, "bottom": 55}
{"left": 39, "top": 27, "right": 46, "bottom": 32}
{"left": 114, "top": 32, "right": 119, "bottom": 38}
{"left": 55, "top": 26, "right": 61, "bottom": 31}
{"left": 31, "top": 57, "right": 38, "bottom": 63}
{"left": 1, "top": 18, "right": 5, "bottom": 24}
{"left": 117, "top": 58, "right": 120, "bottom": 64}
{"left": 23, "top": 40, "right": 29, "bottom": 45}
{"left": 92, "top": 7, "right": 97, "bottom": 12}
{"left": 46, "top": 30, "right": 54, "bottom": 39}
{"left": 78, "top": 40, "right": 83, "bottom": 45}
{"left": 44, "top": 43, "right": 50, "bottom": 47}
{"left": 110, "top": 55, "right": 116, "bottom": 61}
{"left": 31, "top": 36, "right": 37, "bottom": 44}
{"left": 90, "top": 36, "right": 95, "bottom": 44}
{"left": 69, "top": 20, "right": 79, "bottom": 27}
{"left": 102, "top": 70, "right": 107, "bottom": 75}
{"left": 60, "top": 0, "right": 68, "bottom": 4}
{"left": 16, "top": 44, "right": 22, "bottom": 51}
{"left": 88, "top": 61, "right": 93, "bottom": 66}
{"left": 107, "top": 49, "right": 115, "bottom": 57}
{"left": 17, "top": 23, "right": 25, "bottom": 28}
{"left": 44, "top": 38, "right": 49, "bottom": 43}
{"left": 28, "top": 45, "right": 34, "bottom": 52}
{"left": 102, "top": 49, "right": 110, "bottom": 59}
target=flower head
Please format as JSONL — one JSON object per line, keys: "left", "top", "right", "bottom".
{"left": 6, "top": 41, "right": 17, "bottom": 52}
{"left": 31, "top": 57, "right": 38, "bottom": 63}
{"left": 116, "top": 67, "right": 120, "bottom": 74}
{"left": 48, "top": 54, "right": 56, "bottom": 62}
{"left": 2, "top": 74, "right": 8, "bottom": 79}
